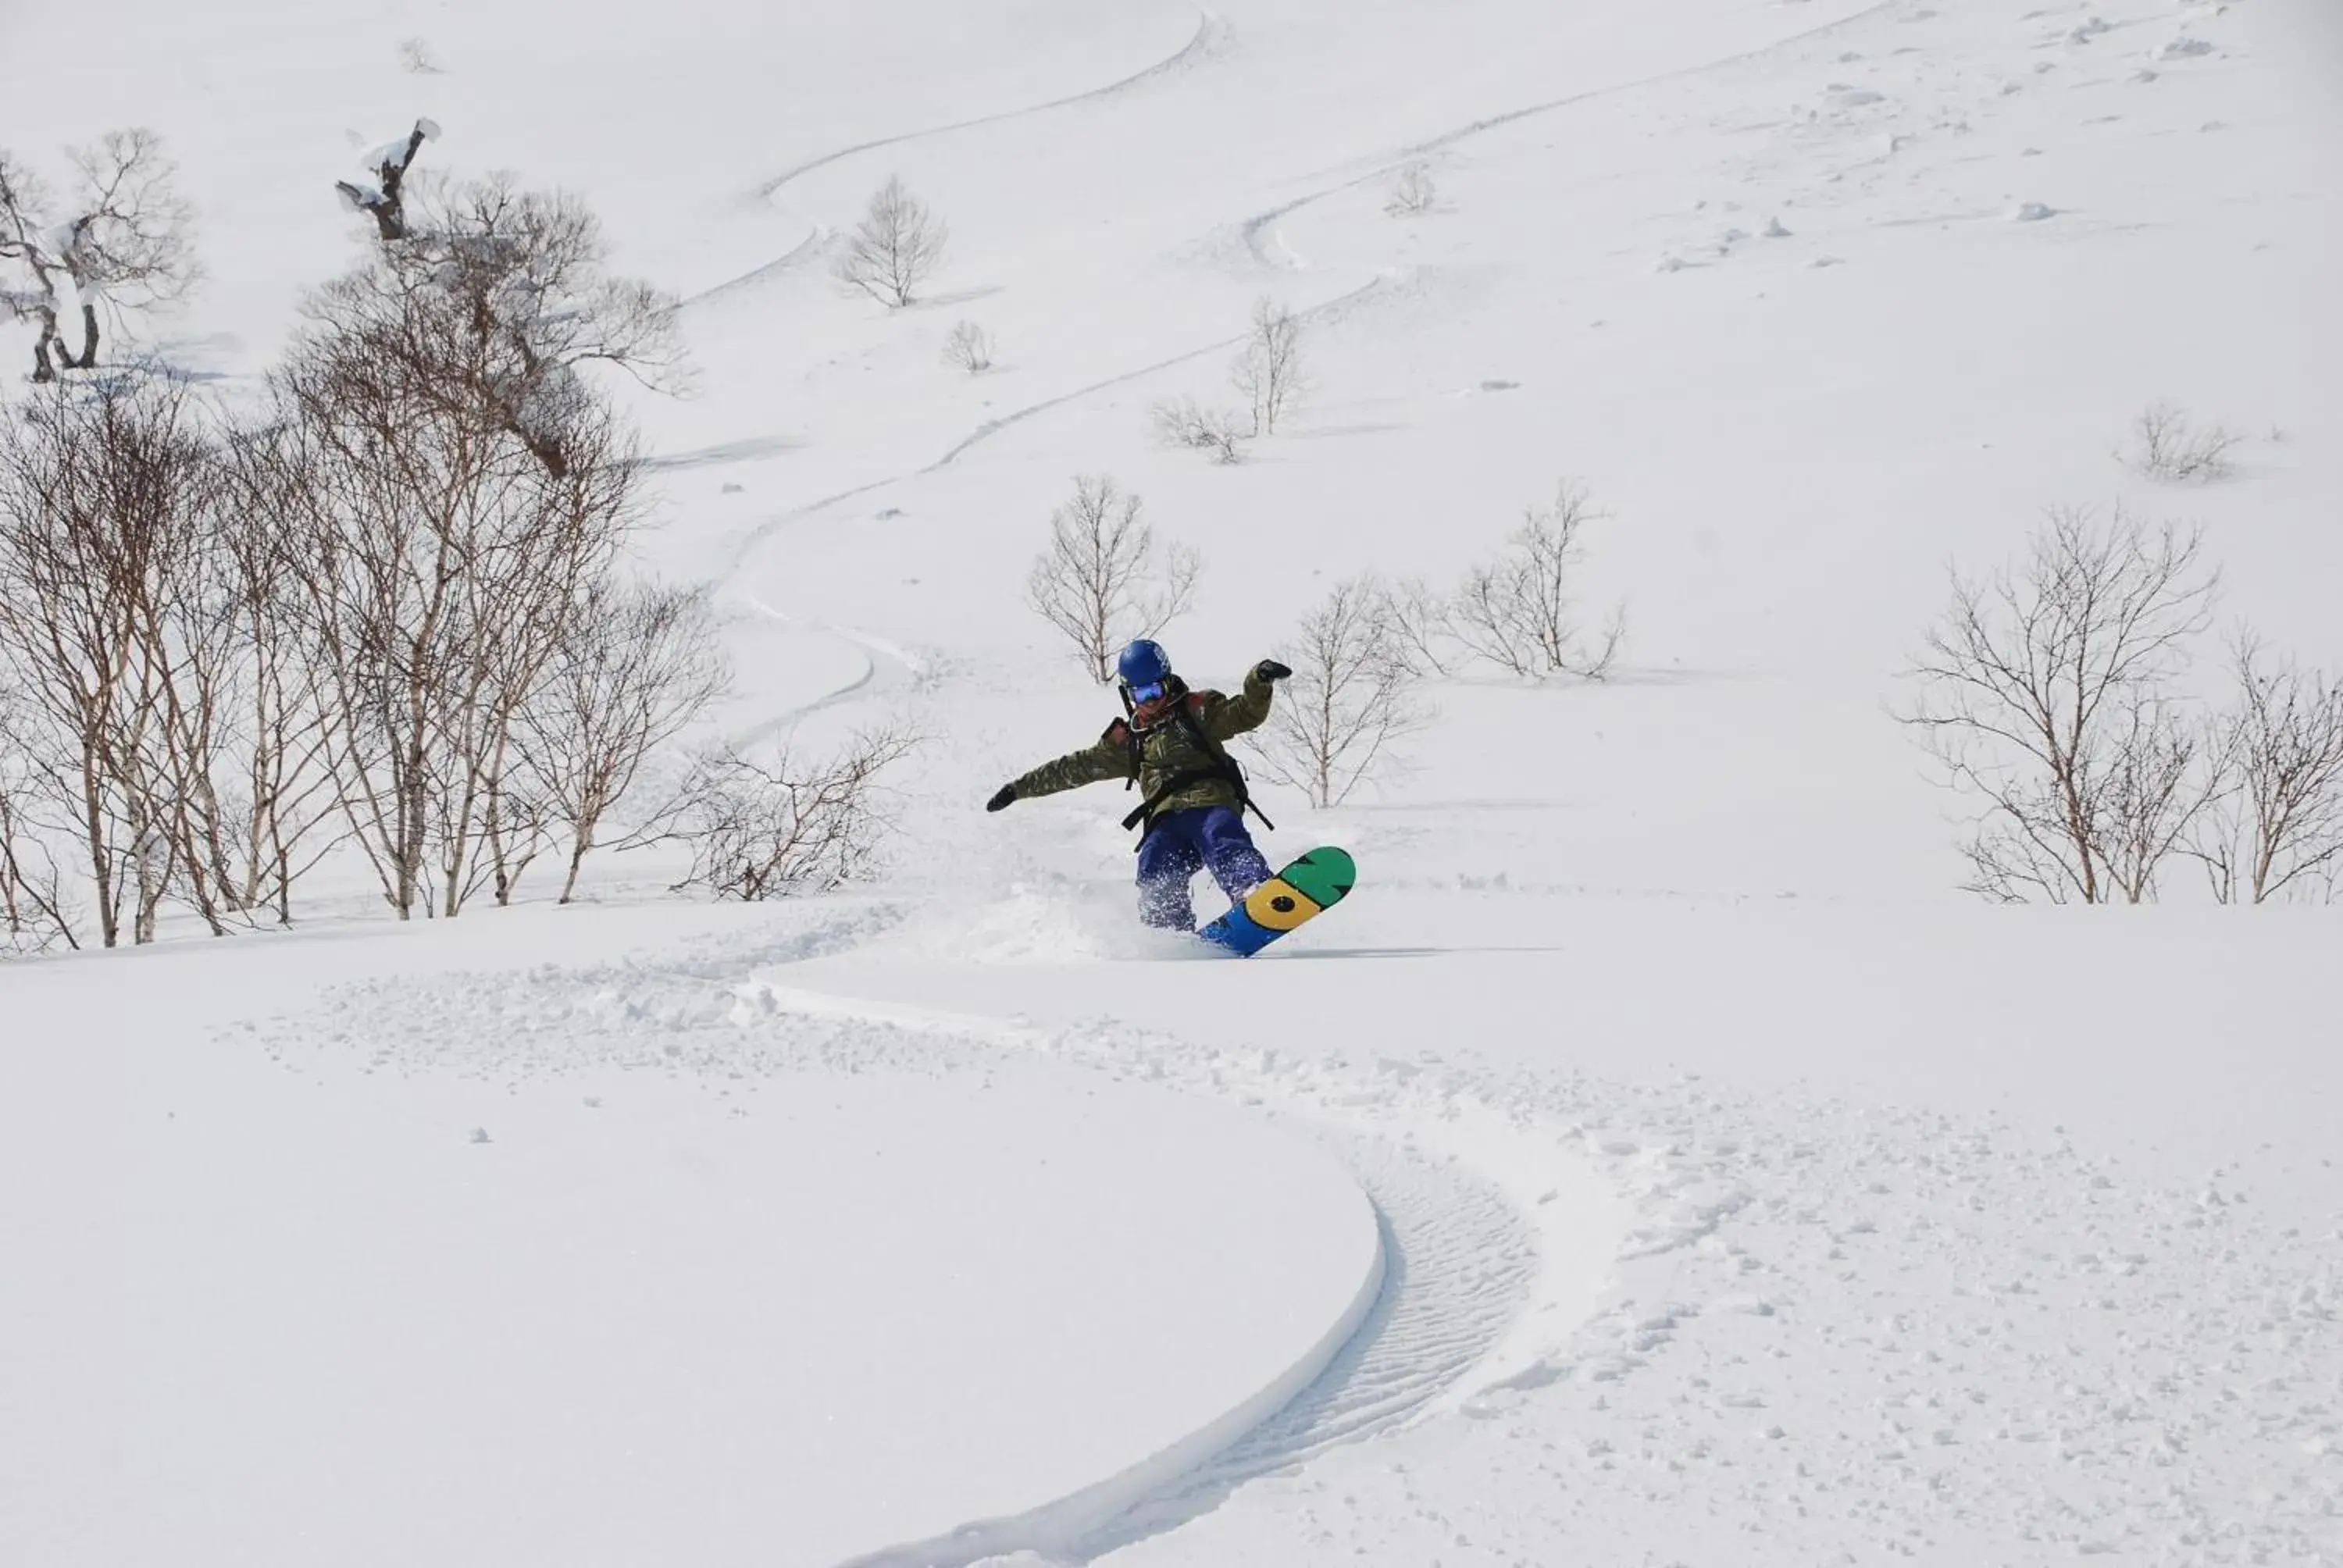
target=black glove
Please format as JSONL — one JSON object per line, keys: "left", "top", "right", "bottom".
{"left": 1254, "top": 660, "right": 1293, "bottom": 684}
{"left": 986, "top": 784, "right": 1017, "bottom": 813}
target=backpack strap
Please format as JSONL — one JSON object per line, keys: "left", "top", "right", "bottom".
{"left": 1116, "top": 696, "right": 1276, "bottom": 838}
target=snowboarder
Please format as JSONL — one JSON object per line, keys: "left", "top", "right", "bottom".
{"left": 986, "top": 640, "right": 1293, "bottom": 931}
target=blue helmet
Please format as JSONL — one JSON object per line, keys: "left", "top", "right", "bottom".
{"left": 1117, "top": 639, "right": 1172, "bottom": 688}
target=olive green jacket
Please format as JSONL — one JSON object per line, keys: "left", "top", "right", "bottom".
{"left": 1011, "top": 668, "right": 1275, "bottom": 817}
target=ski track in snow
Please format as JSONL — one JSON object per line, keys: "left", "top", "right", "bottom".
{"left": 1234, "top": 0, "right": 1896, "bottom": 269}
{"left": 722, "top": 982, "right": 1553, "bottom": 1568}
{"left": 716, "top": 269, "right": 1387, "bottom": 579}
{"left": 1082, "top": 1135, "right": 1534, "bottom": 1555}
{"left": 708, "top": 0, "right": 1892, "bottom": 715}
{"left": 244, "top": 901, "right": 2343, "bottom": 1566}
{"left": 679, "top": 6, "right": 1224, "bottom": 310}
{"left": 727, "top": 593, "right": 923, "bottom": 741}
{"left": 708, "top": 267, "right": 1389, "bottom": 699}
{"left": 241, "top": 932, "right": 1582, "bottom": 1568}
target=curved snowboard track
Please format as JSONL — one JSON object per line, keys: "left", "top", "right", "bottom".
{"left": 680, "top": 5, "right": 1224, "bottom": 308}
{"left": 832, "top": 1127, "right": 1534, "bottom": 1568}
{"left": 1081, "top": 1134, "right": 1533, "bottom": 1558}
{"left": 735, "top": 988, "right": 1541, "bottom": 1568}
{"left": 1236, "top": 0, "right": 1893, "bottom": 267}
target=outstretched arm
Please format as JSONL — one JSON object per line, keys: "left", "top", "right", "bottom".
{"left": 1200, "top": 661, "right": 1290, "bottom": 743}
{"left": 988, "top": 725, "right": 1132, "bottom": 810}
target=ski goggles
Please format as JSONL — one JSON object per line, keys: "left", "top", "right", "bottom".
{"left": 1127, "top": 679, "right": 1168, "bottom": 706}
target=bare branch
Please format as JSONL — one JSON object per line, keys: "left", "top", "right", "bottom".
{"left": 671, "top": 729, "right": 917, "bottom": 900}
{"left": 513, "top": 577, "right": 730, "bottom": 903}
{"left": 2190, "top": 633, "right": 2343, "bottom": 903}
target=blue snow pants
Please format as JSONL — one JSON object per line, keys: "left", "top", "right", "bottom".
{"left": 1135, "top": 806, "right": 1275, "bottom": 931}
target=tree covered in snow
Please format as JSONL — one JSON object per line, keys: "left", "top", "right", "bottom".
{"left": 305, "top": 175, "right": 687, "bottom": 479}
{"left": 0, "top": 129, "right": 198, "bottom": 381}
{"left": 333, "top": 117, "right": 440, "bottom": 244}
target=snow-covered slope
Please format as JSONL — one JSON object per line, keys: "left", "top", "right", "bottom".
{"left": 4, "top": 0, "right": 2340, "bottom": 1562}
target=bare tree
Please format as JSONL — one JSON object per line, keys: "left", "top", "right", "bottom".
{"left": 334, "top": 117, "right": 440, "bottom": 243}
{"left": 1254, "top": 576, "right": 1430, "bottom": 808}
{"left": 1, "top": 130, "right": 198, "bottom": 380}
{"left": 1025, "top": 475, "right": 1200, "bottom": 682}
{"left": 1899, "top": 506, "right": 2220, "bottom": 903}
{"left": 2124, "top": 401, "right": 2241, "bottom": 485}
{"left": 1150, "top": 396, "right": 1249, "bottom": 465}
{"left": 1449, "top": 481, "right": 1627, "bottom": 680}
{"left": 1385, "top": 162, "right": 1439, "bottom": 217}
{"left": 673, "top": 729, "right": 915, "bottom": 900}
{"left": 1232, "top": 297, "right": 1305, "bottom": 436}
{"left": 276, "top": 214, "right": 659, "bottom": 919}
{"left": 834, "top": 175, "right": 947, "bottom": 309}
{"left": 2190, "top": 635, "right": 2343, "bottom": 903}
{"left": 515, "top": 577, "right": 729, "bottom": 903}
{"left": 1, "top": 380, "right": 173, "bottom": 946}
{"left": 306, "top": 176, "right": 686, "bottom": 480}
{"left": 209, "top": 422, "right": 351, "bottom": 923}
{"left": 941, "top": 319, "right": 993, "bottom": 373}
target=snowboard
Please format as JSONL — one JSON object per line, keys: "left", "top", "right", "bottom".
{"left": 1198, "top": 847, "right": 1357, "bottom": 957}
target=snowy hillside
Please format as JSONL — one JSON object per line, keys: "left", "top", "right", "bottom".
{"left": 4, "top": 0, "right": 2341, "bottom": 1563}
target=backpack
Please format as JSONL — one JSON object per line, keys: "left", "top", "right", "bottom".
{"left": 1112, "top": 683, "right": 1275, "bottom": 840}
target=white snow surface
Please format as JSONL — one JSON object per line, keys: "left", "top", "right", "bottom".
{"left": 2, "top": 912, "right": 1394, "bottom": 1568}
{"left": 4, "top": 0, "right": 2342, "bottom": 1563}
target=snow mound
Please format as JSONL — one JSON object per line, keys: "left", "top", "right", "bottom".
{"left": 4, "top": 1025, "right": 1384, "bottom": 1568}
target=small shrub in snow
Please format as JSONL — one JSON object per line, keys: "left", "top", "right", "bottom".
{"left": 1447, "top": 482, "right": 1628, "bottom": 681}
{"left": 1025, "top": 476, "right": 1200, "bottom": 683}
{"left": 833, "top": 175, "right": 947, "bottom": 309}
{"left": 398, "top": 37, "right": 441, "bottom": 73}
{"left": 1150, "top": 397, "right": 1249, "bottom": 465}
{"left": 1385, "top": 162, "right": 1438, "bottom": 216}
{"left": 672, "top": 730, "right": 917, "bottom": 901}
{"left": 941, "top": 319, "right": 993, "bottom": 373}
{"left": 2124, "top": 401, "right": 2241, "bottom": 484}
